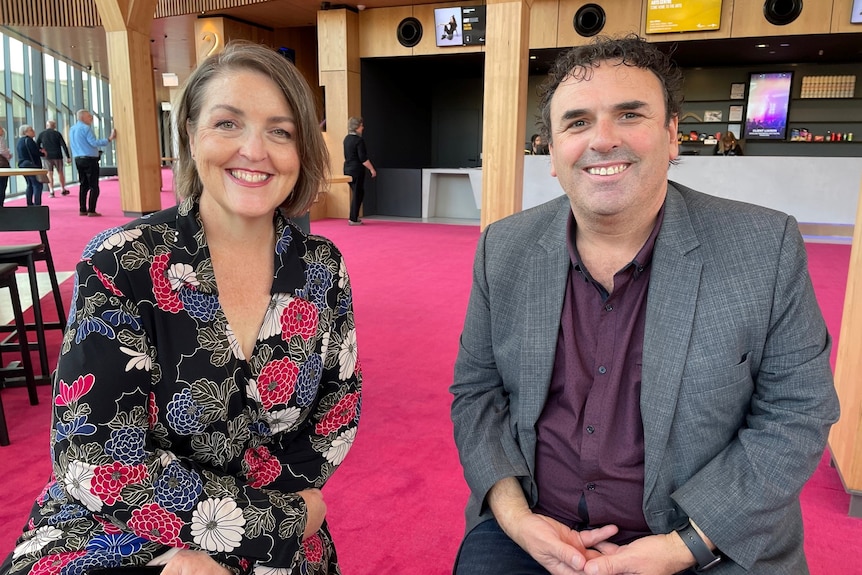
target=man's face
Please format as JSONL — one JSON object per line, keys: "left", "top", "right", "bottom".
{"left": 548, "top": 61, "right": 679, "bottom": 225}
{"left": 82, "top": 112, "right": 94, "bottom": 125}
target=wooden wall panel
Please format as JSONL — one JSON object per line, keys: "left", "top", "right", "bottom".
{"left": 318, "top": 10, "right": 350, "bottom": 72}
{"left": 0, "top": 0, "right": 100, "bottom": 26}
{"left": 641, "top": 0, "right": 734, "bottom": 41}
{"left": 557, "top": 0, "right": 642, "bottom": 48}
{"left": 731, "top": 0, "right": 834, "bottom": 37}
{"left": 832, "top": 0, "right": 862, "bottom": 33}
{"left": 529, "top": 0, "right": 559, "bottom": 49}
{"left": 359, "top": 5, "right": 414, "bottom": 58}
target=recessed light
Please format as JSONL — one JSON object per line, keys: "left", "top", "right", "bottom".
{"left": 755, "top": 44, "right": 768, "bottom": 48}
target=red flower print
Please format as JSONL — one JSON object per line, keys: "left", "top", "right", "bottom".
{"left": 94, "top": 265, "right": 124, "bottom": 296}
{"left": 30, "top": 551, "right": 86, "bottom": 575}
{"left": 303, "top": 534, "right": 324, "bottom": 563}
{"left": 127, "top": 502, "right": 185, "bottom": 547}
{"left": 91, "top": 462, "right": 148, "bottom": 505}
{"left": 256, "top": 357, "right": 299, "bottom": 410}
{"left": 148, "top": 392, "right": 159, "bottom": 429}
{"left": 94, "top": 514, "right": 124, "bottom": 535}
{"left": 54, "top": 374, "right": 96, "bottom": 407}
{"left": 280, "top": 297, "right": 318, "bottom": 341}
{"left": 315, "top": 392, "right": 359, "bottom": 436}
{"left": 150, "top": 253, "right": 183, "bottom": 313}
{"left": 243, "top": 445, "right": 282, "bottom": 488}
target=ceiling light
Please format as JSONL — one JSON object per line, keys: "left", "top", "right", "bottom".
{"left": 755, "top": 44, "right": 768, "bottom": 48}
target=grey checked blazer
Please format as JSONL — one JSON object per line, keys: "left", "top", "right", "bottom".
{"left": 451, "top": 182, "right": 839, "bottom": 574}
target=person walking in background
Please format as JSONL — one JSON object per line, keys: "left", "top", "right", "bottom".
{"left": 343, "top": 116, "right": 376, "bottom": 225}
{"left": 36, "top": 119, "right": 72, "bottom": 197}
{"left": 713, "top": 131, "right": 744, "bottom": 156}
{"left": 15, "top": 125, "right": 44, "bottom": 206}
{"left": 451, "top": 35, "right": 838, "bottom": 575}
{"left": 69, "top": 109, "right": 116, "bottom": 217}
{"left": 0, "top": 126, "right": 11, "bottom": 206}
{"left": 1, "top": 41, "right": 362, "bottom": 575}
{"left": 529, "top": 133, "right": 549, "bottom": 155}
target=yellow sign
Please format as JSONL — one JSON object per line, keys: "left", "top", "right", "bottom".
{"left": 646, "top": 0, "right": 722, "bottom": 34}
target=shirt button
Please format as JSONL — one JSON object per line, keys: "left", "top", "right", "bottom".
{"left": 605, "top": 304, "right": 614, "bottom": 312}
{"left": 598, "top": 365, "right": 607, "bottom": 374}
{"left": 587, "top": 483, "right": 596, "bottom": 491}
{"left": 586, "top": 425, "right": 595, "bottom": 434}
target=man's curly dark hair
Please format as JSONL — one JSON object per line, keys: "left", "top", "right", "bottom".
{"left": 537, "top": 34, "right": 684, "bottom": 144}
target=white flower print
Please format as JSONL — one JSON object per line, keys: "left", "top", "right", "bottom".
{"left": 64, "top": 460, "right": 103, "bottom": 512}
{"left": 167, "top": 263, "right": 199, "bottom": 290}
{"left": 157, "top": 450, "right": 178, "bottom": 467}
{"left": 254, "top": 566, "right": 292, "bottom": 575}
{"left": 260, "top": 293, "right": 292, "bottom": 340}
{"left": 325, "top": 427, "right": 356, "bottom": 465}
{"left": 226, "top": 325, "right": 244, "bottom": 361}
{"left": 246, "top": 378, "right": 262, "bottom": 404}
{"left": 265, "top": 407, "right": 302, "bottom": 434}
{"left": 338, "top": 259, "right": 347, "bottom": 290}
{"left": 320, "top": 330, "right": 330, "bottom": 363}
{"left": 120, "top": 346, "right": 151, "bottom": 372}
{"left": 338, "top": 328, "right": 358, "bottom": 380}
{"left": 98, "top": 229, "right": 143, "bottom": 252}
{"left": 190, "top": 497, "right": 246, "bottom": 552}
{"left": 12, "top": 525, "right": 64, "bottom": 559}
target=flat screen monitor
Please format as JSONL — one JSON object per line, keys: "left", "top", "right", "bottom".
{"left": 852, "top": 0, "right": 862, "bottom": 23}
{"left": 434, "top": 6, "right": 486, "bottom": 46}
{"left": 744, "top": 72, "right": 793, "bottom": 140}
{"left": 645, "top": 0, "right": 722, "bottom": 34}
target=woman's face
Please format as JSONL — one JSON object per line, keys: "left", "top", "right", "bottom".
{"left": 189, "top": 69, "right": 301, "bottom": 223}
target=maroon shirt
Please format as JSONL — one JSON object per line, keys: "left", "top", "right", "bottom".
{"left": 533, "top": 207, "right": 665, "bottom": 544}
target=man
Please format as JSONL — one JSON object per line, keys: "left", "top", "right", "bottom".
{"left": 36, "top": 120, "right": 71, "bottom": 197}
{"left": 343, "top": 116, "right": 376, "bottom": 225}
{"left": 69, "top": 109, "right": 116, "bottom": 216}
{"left": 450, "top": 35, "right": 839, "bottom": 575}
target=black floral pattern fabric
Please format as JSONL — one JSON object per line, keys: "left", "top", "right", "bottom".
{"left": 6, "top": 198, "right": 361, "bottom": 575}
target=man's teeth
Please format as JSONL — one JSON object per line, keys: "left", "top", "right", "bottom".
{"left": 587, "top": 164, "right": 628, "bottom": 176}
{"left": 231, "top": 170, "right": 270, "bottom": 183}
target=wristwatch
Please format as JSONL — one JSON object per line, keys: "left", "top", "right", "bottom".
{"left": 675, "top": 519, "right": 721, "bottom": 571}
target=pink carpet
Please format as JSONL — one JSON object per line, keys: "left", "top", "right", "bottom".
{"left": 1, "top": 172, "right": 859, "bottom": 574}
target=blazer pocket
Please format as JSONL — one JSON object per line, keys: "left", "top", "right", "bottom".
{"left": 679, "top": 351, "right": 754, "bottom": 396}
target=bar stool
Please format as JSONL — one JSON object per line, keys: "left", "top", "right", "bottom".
{"left": 0, "top": 262, "right": 39, "bottom": 446}
{"left": 0, "top": 206, "right": 66, "bottom": 383}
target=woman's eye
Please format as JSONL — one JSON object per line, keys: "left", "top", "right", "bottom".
{"left": 215, "top": 120, "right": 236, "bottom": 129}
{"left": 272, "top": 128, "right": 293, "bottom": 139}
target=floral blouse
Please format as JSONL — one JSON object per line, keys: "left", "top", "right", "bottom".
{"left": 6, "top": 198, "right": 361, "bottom": 575}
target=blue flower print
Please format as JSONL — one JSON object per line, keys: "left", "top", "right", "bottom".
{"left": 81, "top": 227, "right": 124, "bottom": 260}
{"left": 87, "top": 532, "right": 147, "bottom": 557}
{"left": 105, "top": 427, "right": 148, "bottom": 465}
{"left": 296, "top": 354, "right": 323, "bottom": 407}
{"left": 153, "top": 463, "right": 203, "bottom": 512}
{"left": 178, "top": 287, "right": 219, "bottom": 322}
{"left": 103, "top": 308, "right": 142, "bottom": 331}
{"left": 304, "top": 263, "right": 334, "bottom": 310}
{"left": 55, "top": 415, "right": 98, "bottom": 442}
{"left": 166, "top": 388, "right": 206, "bottom": 435}
{"left": 75, "top": 316, "right": 116, "bottom": 344}
{"left": 275, "top": 226, "right": 293, "bottom": 254}
{"left": 48, "top": 503, "right": 88, "bottom": 525}
{"left": 64, "top": 550, "right": 123, "bottom": 575}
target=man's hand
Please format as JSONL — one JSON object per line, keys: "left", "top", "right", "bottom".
{"left": 511, "top": 513, "right": 618, "bottom": 574}
{"left": 160, "top": 549, "right": 231, "bottom": 575}
{"left": 583, "top": 532, "right": 696, "bottom": 575}
{"left": 298, "top": 488, "right": 327, "bottom": 541}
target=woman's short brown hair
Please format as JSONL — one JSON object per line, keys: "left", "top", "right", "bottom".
{"left": 173, "top": 40, "right": 329, "bottom": 217}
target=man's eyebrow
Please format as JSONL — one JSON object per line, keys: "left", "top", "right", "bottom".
{"left": 558, "top": 100, "right": 649, "bottom": 121}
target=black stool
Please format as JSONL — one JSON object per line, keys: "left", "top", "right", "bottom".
{"left": 0, "top": 262, "right": 39, "bottom": 446}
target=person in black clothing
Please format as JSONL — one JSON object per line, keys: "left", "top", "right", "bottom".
{"left": 713, "top": 131, "right": 744, "bottom": 156}
{"left": 15, "top": 124, "right": 44, "bottom": 206}
{"left": 442, "top": 15, "right": 458, "bottom": 40}
{"left": 343, "top": 116, "right": 376, "bottom": 225}
{"left": 36, "top": 120, "right": 72, "bottom": 197}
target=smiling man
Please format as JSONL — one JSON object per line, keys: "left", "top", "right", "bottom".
{"left": 450, "top": 35, "right": 838, "bottom": 575}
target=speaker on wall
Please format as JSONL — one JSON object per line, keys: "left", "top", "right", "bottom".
{"left": 397, "top": 17, "right": 423, "bottom": 48}
{"left": 763, "top": 0, "right": 803, "bottom": 26}
{"left": 573, "top": 3, "right": 607, "bottom": 37}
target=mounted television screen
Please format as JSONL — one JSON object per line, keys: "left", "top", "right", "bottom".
{"left": 435, "top": 7, "right": 463, "bottom": 47}
{"left": 744, "top": 72, "right": 793, "bottom": 140}
{"left": 852, "top": 0, "right": 862, "bottom": 23}
{"left": 461, "top": 5, "right": 486, "bottom": 45}
{"left": 645, "top": 0, "right": 722, "bottom": 34}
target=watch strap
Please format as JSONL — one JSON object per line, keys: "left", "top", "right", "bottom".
{"left": 675, "top": 520, "right": 721, "bottom": 571}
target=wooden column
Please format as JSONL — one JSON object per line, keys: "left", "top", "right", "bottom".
{"left": 94, "top": 0, "right": 162, "bottom": 216}
{"left": 480, "top": 0, "right": 531, "bottom": 229}
{"left": 318, "top": 8, "right": 361, "bottom": 220}
{"left": 829, "top": 177, "right": 862, "bottom": 517}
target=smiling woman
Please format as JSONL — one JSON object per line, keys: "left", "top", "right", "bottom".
{"left": 1, "top": 41, "right": 362, "bottom": 575}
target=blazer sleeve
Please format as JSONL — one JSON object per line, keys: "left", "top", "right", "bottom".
{"left": 670, "top": 216, "right": 839, "bottom": 569}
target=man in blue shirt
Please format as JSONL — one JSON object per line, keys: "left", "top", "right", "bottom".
{"left": 69, "top": 109, "right": 116, "bottom": 216}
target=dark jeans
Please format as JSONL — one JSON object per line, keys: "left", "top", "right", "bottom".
{"left": 347, "top": 169, "right": 365, "bottom": 222}
{"left": 0, "top": 176, "right": 7, "bottom": 206}
{"left": 75, "top": 156, "right": 101, "bottom": 212}
{"left": 23, "top": 175, "right": 43, "bottom": 205}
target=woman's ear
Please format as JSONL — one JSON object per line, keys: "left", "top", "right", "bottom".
{"left": 186, "top": 119, "right": 196, "bottom": 159}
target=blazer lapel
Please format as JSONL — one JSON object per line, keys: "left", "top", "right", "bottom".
{"left": 641, "top": 185, "right": 703, "bottom": 499}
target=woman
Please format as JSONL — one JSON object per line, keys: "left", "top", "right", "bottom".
{"left": 0, "top": 125, "right": 11, "bottom": 206}
{"left": 342, "top": 117, "right": 375, "bottom": 225}
{"left": 528, "top": 133, "right": 547, "bottom": 155}
{"left": 1, "top": 42, "right": 361, "bottom": 575}
{"left": 15, "top": 124, "right": 44, "bottom": 205}
{"left": 714, "top": 131, "right": 744, "bottom": 155}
